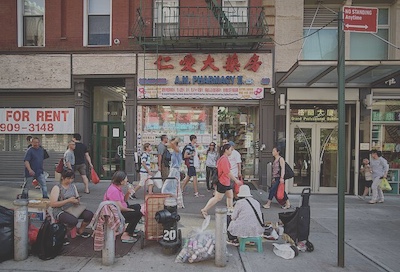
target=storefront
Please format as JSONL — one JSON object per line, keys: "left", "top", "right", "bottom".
{"left": 136, "top": 52, "right": 273, "bottom": 179}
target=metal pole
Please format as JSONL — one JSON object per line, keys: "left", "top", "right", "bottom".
{"left": 337, "top": 10, "right": 346, "bottom": 268}
{"left": 13, "top": 199, "right": 29, "bottom": 261}
{"left": 102, "top": 217, "right": 115, "bottom": 266}
{"left": 215, "top": 208, "right": 227, "bottom": 267}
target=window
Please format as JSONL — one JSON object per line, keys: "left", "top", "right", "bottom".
{"left": 85, "top": 0, "right": 111, "bottom": 46}
{"left": 21, "top": 0, "right": 44, "bottom": 46}
{"left": 153, "top": 0, "right": 178, "bottom": 37}
{"left": 302, "top": 6, "right": 339, "bottom": 60}
{"left": 350, "top": 8, "right": 389, "bottom": 60}
{"left": 222, "top": 0, "right": 248, "bottom": 36}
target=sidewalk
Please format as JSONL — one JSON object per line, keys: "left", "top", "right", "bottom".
{"left": 1, "top": 180, "right": 399, "bottom": 272}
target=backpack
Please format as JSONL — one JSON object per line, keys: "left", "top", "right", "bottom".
{"left": 32, "top": 218, "right": 66, "bottom": 260}
{"left": 55, "top": 158, "right": 64, "bottom": 173}
{"left": 162, "top": 148, "right": 172, "bottom": 167}
{"left": 279, "top": 157, "right": 295, "bottom": 180}
{"left": 181, "top": 144, "right": 189, "bottom": 160}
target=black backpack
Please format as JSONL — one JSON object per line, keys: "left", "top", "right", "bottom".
{"left": 162, "top": 148, "right": 172, "bottom": 167}
{"left": 181, "top": 144, "right": 189, "bottom": 160}
{"left": 33, "top": 218, "right": 66, "bottom": 260}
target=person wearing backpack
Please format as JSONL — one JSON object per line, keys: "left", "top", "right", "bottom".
{"left": 132, "top": 143, "right": 154, "bottom": 197}
{"left": 157, "top": 135, "right": 170, "bottom": 182}
{"left": 263, "top": 147, "right": 291, "bottom": 209}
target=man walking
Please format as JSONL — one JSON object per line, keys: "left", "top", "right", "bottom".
{"left": 157, "top": 134, "right": 170, "bottom": 181}
{"left": 182, "top": 135, "right": 204, "bottom": 197}
{"left": 23, "top": 137, "right": 48, "bottom": 198}
{"left": 369, "top": 150, "right": 389, "bottom": 204}
{"left": 72, "top": 133, "right": 93, "bottom": 194}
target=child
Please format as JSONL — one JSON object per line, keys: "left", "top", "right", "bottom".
{"left": 131, "top": 143, "right": 154, "bottom": 198}
{"left": 359, "top": 158, "right": 373, "bottom": 200}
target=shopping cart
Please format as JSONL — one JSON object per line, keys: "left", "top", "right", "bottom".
{"left": 138, "top": 176, "right": 181, "bottom": 250}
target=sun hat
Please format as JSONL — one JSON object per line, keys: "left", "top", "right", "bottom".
{"left": 237, "top": 185, "right": 252, "bottom": 198}
{"left": 272, "top": 243, "right": 296, "bottom": 260}
{"left": 228, "top": 141, "right": 235, "bottom": 146}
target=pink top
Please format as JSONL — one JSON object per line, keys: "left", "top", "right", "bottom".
{"left": 217, "top": 155, "right": 231, "bottom": 186}
{"left": 103, "top": 183, "right": 127, "bottom": 209}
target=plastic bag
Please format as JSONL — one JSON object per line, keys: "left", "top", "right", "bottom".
{"left": 379, "top": 178, "right": 392, "bottom": 191}
{"left": 175, "top": 215, "right": 215, "bottom": 263}
{"left": 91, "top": 168, "right": 100, "bottom": 184}
{"left": 153, "top": 171, "right": 163, "bottom": 189}
{"left": 28, "top": 224, "right": 39, "bottom": 245}
{"left": 276, "top": 182, "right": 285, "bottom": 200}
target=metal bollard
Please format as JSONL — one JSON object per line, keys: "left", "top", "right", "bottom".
{"left": 13, "top": 199, "right": 29, "bottom": 261}
{"left": 215, "top": 207, "right": 227, "bottom": 267}
{"left": 102, "top": 216, "right": 115, "bottom": 266}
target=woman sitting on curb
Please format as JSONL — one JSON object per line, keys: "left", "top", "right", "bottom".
{"left": 104, "top": 171, "right": 143, "bottom": 243}
{"left": 49, "top": 169, "right": 93, "bottom": 245}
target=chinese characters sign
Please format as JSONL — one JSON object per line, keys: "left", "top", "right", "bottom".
{"left": 291, "top": 108, "right": 338, "bottom": 122}
{"left": 138, "top": 53, "right": 272, "bottom": 100}
{"left": 0, "top": 108, "right": 75, "bottom": 134}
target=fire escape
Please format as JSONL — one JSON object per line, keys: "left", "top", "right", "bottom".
{"left": 131, "top": 0, "right": 270, "bottom": 51}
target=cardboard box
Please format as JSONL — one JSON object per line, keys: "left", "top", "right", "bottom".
{"left": 28, "top": 199, "right": 50, "bottom": 222}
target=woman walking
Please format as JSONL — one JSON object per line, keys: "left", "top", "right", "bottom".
{"left": 201, "top": 143, "right": 241, "bottom": 218}
{"left": 263, "top": 147, "right": 291, "bottom": 209}
{"left": 205, "top": 142, "right": 218, "bottom": 191}
{"left": 369, "top": 150, "right": 389, "bottom": 204}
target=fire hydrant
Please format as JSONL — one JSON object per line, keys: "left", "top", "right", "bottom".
{"left": 155, "top": 205, "right": 182, "bottom": 255}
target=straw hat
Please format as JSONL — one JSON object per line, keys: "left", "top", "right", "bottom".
{"left": 237, "top": 185, "right": 252, "bottom": 198}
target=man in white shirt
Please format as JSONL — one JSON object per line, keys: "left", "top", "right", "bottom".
{"left": 228, "top": 141, "right": 242, "bottom": 197}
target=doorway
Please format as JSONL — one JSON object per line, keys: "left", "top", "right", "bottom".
{"left": 93, "top": 121, "right": 125, "bottom": 179}
{"left": 289, "top": 123, "right": 342, "bottom": 194}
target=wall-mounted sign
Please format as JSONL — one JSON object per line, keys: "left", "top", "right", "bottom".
{"left": 0, "top": 108, "right": 74, "bottom": 134}
{"left": 138, "top": 86, "right": 264, "bottom": 100}
{"left": 343, "top": 6, "right": 378, "bottom": 33}
{"left": 291, "top": 108, "right": 338, "bottom": 122}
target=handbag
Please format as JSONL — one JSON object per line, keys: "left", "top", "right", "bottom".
{"left": 55, "top": 158, "right": 64, "bottom": 173}
{"left": 245, "top": 199, "right": 264, "bottom": 227}
{"left": 91, "top": 168, "right": 100, "bottom": 184}
{"left": 65, "top": 204, "right": 87, "bottom": 218}
{"left": 279, "top": 157, "right": 294, "bottom": 180}
{"left": 379, "top": 178, "right": 392, "bottom": 191}
{"left": 276, "top": 182, "right": 285, "bottom": 200}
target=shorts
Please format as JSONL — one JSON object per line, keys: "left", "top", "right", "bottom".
{"left": 139, "top": 172, "right": 153, "bottom": 186}
{"left": 74, "top": 164, "right": 87, "bottom": 176}
{"left": 188, "top": 166, "right": 196, "bottom": 177}
{"left": 364, "top": 180, "right": 373, "bottom": 188}
{"left": 216, "top": 182, "right": 232, "bottom": 194}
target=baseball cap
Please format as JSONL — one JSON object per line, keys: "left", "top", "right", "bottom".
{"left": 228, "top": 141, "right": 235, "bottom": 147}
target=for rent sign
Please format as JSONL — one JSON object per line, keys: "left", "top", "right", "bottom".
{"left": 0, "top": 108, "right": 74, "bottom": 134}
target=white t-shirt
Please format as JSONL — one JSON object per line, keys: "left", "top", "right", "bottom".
{"left": 229, "top": 149, "right": 242, "bottom": 178}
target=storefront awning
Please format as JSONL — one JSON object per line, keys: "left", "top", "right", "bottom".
{"left": 277, "top": 60, "right": 400, "bottom": 88}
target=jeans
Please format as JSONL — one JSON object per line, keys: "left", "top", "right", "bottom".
{"left": 206, "top": 166, "right": 216, "bottom": 190}
{"left": 268, "top": 177, "right": 288, "bottom": 201}
{"left": 24, "top": 173, "right": 48, "bottom": 198}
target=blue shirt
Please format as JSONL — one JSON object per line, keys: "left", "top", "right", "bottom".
{"left": 171, "top": 151, "right": 182, "bottom": 169}
{"left": 24, "top": 147, "right": 44, "bottom": 177}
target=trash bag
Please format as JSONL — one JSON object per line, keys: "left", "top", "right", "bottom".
{"left": 0, "top": 206, "right": 14, "bottom": 263}
{"left": 175, "top": 215, "right": 215, "bottom": 263}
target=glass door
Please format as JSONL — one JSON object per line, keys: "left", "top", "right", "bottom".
{"left": 93, "top": 121, "right": 125, "bottom": 179}
{"left": 290, "top": 123, "right": 339, "bottom": 193}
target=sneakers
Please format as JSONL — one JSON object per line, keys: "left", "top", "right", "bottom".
{"left": 63, "top": 238, "right": 70, "bottom": 246}
{"left": 357, "top": 195, "right": 366, "bottom": 200}
{"left": 226, "top": 239, "right": 239, "bottom": 247}
{"left": 378, "top": 199, "right": 384, "bottom": 203}
{"left": 368, "top": 200, "right": 377, "bottom": 204}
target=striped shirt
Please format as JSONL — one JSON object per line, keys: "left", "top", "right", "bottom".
{"left": 140, "top": 152, "right": 151, "bottom": 173}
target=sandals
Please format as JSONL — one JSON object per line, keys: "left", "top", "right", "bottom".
{"left": 121, "top": 236, "right": 138, "bottom": 243}
{"left": 201, "top": 209, "right": 208, "bottom": 218}
{"left": 263, "top": 203, "right": 271, "bottom": 209}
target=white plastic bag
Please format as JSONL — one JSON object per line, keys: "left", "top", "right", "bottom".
{"left": 175, "top": 215, "right": 215, "bottom": 263}
{"left": 153, "top": 171, "right": 163, "bottom": 189}
{"left": 193, "top": 151, "right": 200, "bottom": 169}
